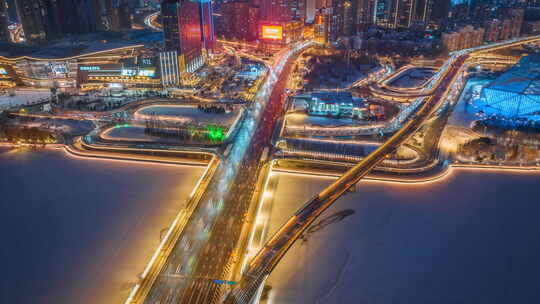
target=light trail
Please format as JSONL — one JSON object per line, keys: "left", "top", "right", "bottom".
{"left": 123, "top": 41, "right": 313, "bottom": 304}
{"left": 144, "top": 11, "right": 162, "bottom": 31}
{"left": 224, "top": 34, "right": 540, "bottom": 304}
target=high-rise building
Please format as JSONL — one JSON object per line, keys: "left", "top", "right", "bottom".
{"left": 177, "top": 0, "right": 204, "bottom": 72}
{"left": 0, "top": 0, "right": 9, "bottom": 42}
{"left": 441, "top": 25, "right": 484, "bottom": 52}
{"left": 373, "top": 0, "right": 393, "bottom": 28}
{"left": 394, "top": 0, "right": 415, "bottom": 28}
{"left": 424, "top": 0, "right": 449, "bottom": 30}
{"left": 329, "top": 0, "right": 355, "bottom": 39}
{"left": 341, "top": 0, "right": 355, "bottom": 35}
{"left": 441, "top": 31, "right": 460, "bottom": 52}
{"left": 500, "top": 18, "right": 512, "bottom": 40}
{"left": 356, "top": 0, "right": 374, "bottom": 32}
{"left": 218, "top": 1, "right": 250, "bottom": 40}
{"left": 248, "top": 6, "right": 261, "bottom": 41}
{"left": 373, "top": 0, "right": 448, "bottom": 30}
{"left": 14, "top": 0, "right": 48, "bottom": 44}
{"left": 260, "top": 0, "right": 306, "bottom": 23}
{"left": 484, "top": 19, "right": 501, "bottom": 42}
{"left": 162, "top": 0, "right": 180, "bottom": 51}
{"left": 448, "top": 3, "right": 470, "bottom": 26}
{"left": 160, "top": 0, "right": 215, "bottom": 80}
{"left": 199, "top": 0, "right": 215, "bottom": 52}
{"left": 52, "top": 0, "right": 100, "bottom": 34}
{"left": 314, "top": 8, "right": 330, "bottom": 43}
{"left": 522, "top": 20, "right": 540, "bottom": 34}
{"left": 373, "top": 0, "right": 417, "bottom": 29}
{"left": 15, "top": 0, "right": 101, "bottom": 44}
{"left": 96, "top": 0, "right": 132, "bottom": 31}
{"left": 507, "top": 8, "right": 524, "bottom": 37}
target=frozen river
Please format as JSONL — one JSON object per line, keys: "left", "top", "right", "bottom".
{"left": 263, "top": 168, "right": 540, "bottom": 304}
{"left": 0, "top": 147, "right": 204, "bottom": 304}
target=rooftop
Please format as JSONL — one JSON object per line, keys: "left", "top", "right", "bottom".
{"left": 484, "top": 53, "right": 540, "bottom": 95}
{"left": 0, "top": 30, "right": 161, "bottom": 60}
{"left": 295, "top": 91, "right": 355, "bottom": 102}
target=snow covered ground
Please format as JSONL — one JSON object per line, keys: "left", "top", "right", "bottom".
{"left": 261, "top": 169, "right": 540, "bottom": 304}
{"left": 0, "top": 90, "right": 51, "bottom": 110}
{"left": 285, "top": 113, "right": 363, "bottom": 128}
{"left": 388, "top": 68, "right": 436, "bottom": 88}
{"left": 135, "top": 104, "right": 242, "bottom": 126}
{"left": 447, "top": 77, "right": 492, "bottom": 128}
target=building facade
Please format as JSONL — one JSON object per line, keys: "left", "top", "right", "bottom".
{"left": 356, "top": 0, "right": 373, "bottom": 32}
{"left": 260, "top": 0, "right": 306, "bottom": 23}
{"left": 0, "top": 0, "right": 8, "bottom": 42}
{"left": 14, "top": 0, "right": 48, "bottom": 44}
{"left": 14, "top": 0, "right": 108, "bottom": 44}
{"left": 480, "top": 54, "right": 540, "bottom": 119}
{"left": 162, "top": 0, "right": 180, "bottom": 51}
{"left": 218, "top": 1, "right": 251, "bottom": 40}
{"left": 441, "top": 25, "right": 484, "bottom": 52}
{"left": 161, "top": 0, "right": 215, "bottom": 84}
{"left": 0, "top": 43, "right": 152, "bottom": 88}
{"left": 373, "top": 0, "right": 448, "bottom": 30}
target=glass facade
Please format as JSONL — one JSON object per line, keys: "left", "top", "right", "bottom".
{"left": 480, "top": 54, "right": 540, "bottom": 119}
{"left": 163, "top": 0, "right": 215, "bottom": 74}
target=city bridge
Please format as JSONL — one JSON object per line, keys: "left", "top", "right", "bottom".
{"left": 223, "top": 34, "right": 540, "bottom": 304}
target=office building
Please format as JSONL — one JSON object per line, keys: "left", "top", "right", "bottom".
{"left": 95, "top": 0, "right": 132, "bottom": 31}
{"left": 373, "top": 0, "right": 449, "bottom": 30}
{"left": 248, "top": 6, "right": 261, "bottom": 41}
{"left": 441, "top": 25, "right": 484, "bottom": 52}
{"left": 507, "top": 8, "right": 524, "bottom": 37}
{"left": 14, "top": 0, "right": 102, "bottom": 44}
{"left": 426, "top": 0, "right": 450, "bottom": 30}
{"left": 200, "top": 0, "right": 215, "bottom": 52}
{"left": 499, "top": 19, "right": 512, "bottom": 40}
{"left": 484, "top": 19, "right": 501, "bottom": 42}
{"left": 260, "top": 0, "right": 306, "bottom": 23}
{"left": 160, "top": 0, "right": 215, "bottom": 83}
{"left": 218, "top": 1, "right": 250, "bottom": 40}
{"left": 356, "top": 0, "right": 374, "bottom": 32}
{"left": 177, "top": 0, "right": 204, "bottom": 72}
{"left": 14, "top": 0, "right": 48, "bottom": 44}
{"left": 0, "top": 0, "right": 8, "bottom": 42}
{"left": 314, "top": 8, "right": 330, "bottom": 43}
{"left": 332, "top": 0, "right": 355, "bottom": 37}
{"left": 162, "top": 0, "right": 181, "bottom": 51}
{"left": 522, "top": 20, "right": 540, "bottom": 34}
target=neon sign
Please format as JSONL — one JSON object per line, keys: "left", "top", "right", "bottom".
{"left": 138, "top": 69, "right": 156, "bottom": 77}
{"left": 261, "top": 25, "right": 283, "bottom": 40}
{"left": 80, "top": 66, "right": 101, "bottom": 71}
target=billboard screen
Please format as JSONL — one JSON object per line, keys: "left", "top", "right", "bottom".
{"left": 0, "top": 67, "right": 7, "bottom": 75}
{"left": 138, "top": 68, "right": 156, "bottom": 77}
{"left": 261, "top": 25, "right": 283, "bottom": 40}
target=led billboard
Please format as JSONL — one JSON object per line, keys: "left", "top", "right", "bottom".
{"left": 138, "top": 68, "right": 156, "bottom": 77}
{"left": 261, "top": 25, "right": 283, "bottom": 40}
{"left": 0, "top": 67, "right": 7, "bottom": 75}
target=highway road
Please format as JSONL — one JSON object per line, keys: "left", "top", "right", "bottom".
{"left": 224, "top": 35, "right": 540, "bottom": 304}
{"left": 144, "top": 11, "right": 162, "bottom": 31}
{"left": 370, "top": 35, "right": 540, "bottom": 101}
{"left": 121, "top": 41, "right": 312, "bottom": 304}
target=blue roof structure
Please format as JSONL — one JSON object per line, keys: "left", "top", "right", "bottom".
{"left": 310, "top": 91, "right": 366, "bottom": 107}
{"left": 480, "top": 54, "right": 540, "bottom": 119}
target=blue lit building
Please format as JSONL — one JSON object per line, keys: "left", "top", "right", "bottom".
{"left": 291, "top": 91, "right": 367, "bottom": 118}
{"left": 480, "top": 54, "right": 540, "bottom": 120}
